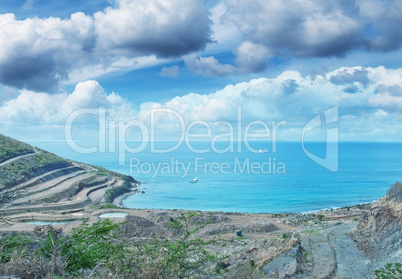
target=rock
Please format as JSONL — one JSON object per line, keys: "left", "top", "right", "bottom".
{"left": 145, "top": 212, "right": 183, "bottom": 237}
{"left": 205, "top": 218, "right": 280, "bottom": 235}
{"left": 190, "top": 213, "right": 230, "bottom": 225}
{"left": 352, "top": 197, "right": 402, "bottom": 261}
{"left": 263, "top": 244, "right": 304, "bottom": 278}
{"left": 122, "top": 215, "right": 165, "bottom": 238}
{"left": 244, "top": 218, "right": 279, "bottom": 233}
{"left": 206, "top": 224, "right": 240, "bottom": 235}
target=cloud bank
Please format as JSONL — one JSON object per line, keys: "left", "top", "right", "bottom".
{"left": 1, "top": 66, "right": 402, "bottom": 141}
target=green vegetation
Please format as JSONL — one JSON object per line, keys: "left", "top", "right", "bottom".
{"left": 302, "top": 251, "right": 310, "bottom": 263}
{"left": 0, "top": 212, "right": 223, "bottom": 278}
{"left": 104, "top": 176, "right": 136, "bottom": 203}
{"left": 0, "top": 134, "right": 34, "bottom": 164}
{"left": 40, "top": 219, "right": 121, "bottom": 275}
{"left": 0, "top": 234, "right": 33, "bottom": 263}
{"left": 0, "top": 149, "right": 70, "bottom": 188}
{"left": 375, "top": 263, "right": 401, "bottom": 279}
{"left": 0, "top": 220, "right": 120, "bottom": 278}
{"left": 387, "top": 182, "right": 402, "bottom": 202}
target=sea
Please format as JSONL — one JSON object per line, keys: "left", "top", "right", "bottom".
{"left": 29, "top": 141, "right": 402, "bottom": 213}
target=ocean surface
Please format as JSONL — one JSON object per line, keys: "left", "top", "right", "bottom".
{"left": 30, "top": 141, "right": 402, "bottom": 213}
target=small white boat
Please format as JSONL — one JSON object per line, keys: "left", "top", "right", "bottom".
{"left": 189, "top": 177, "right": 199, "bottom": 183}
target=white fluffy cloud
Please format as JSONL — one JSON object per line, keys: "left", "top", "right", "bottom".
{"left": 234, "top": 42, "right": 271, "bottom": 72}
{"left": 357, "top": 0, "right": 402, "bottom": 51}
{"left": 94, "top": 0, "right": 211, "bottom": 58}
{"left": 0, "top": 0, "right": 212, "bottom": 92}
{"left": 0, "top": 12, "right": 95, "bottom": 92}
{"left": 185, "top": 41, "right": 271, "bottom": 76}
{"left": 0, "top": 80, "right": 130, "bottom": 125}
{"left": 184, "top": 55, "right": 236, "bottom": 76}
{"left": 223, "top": 0, "right": 402, "bottom": 56}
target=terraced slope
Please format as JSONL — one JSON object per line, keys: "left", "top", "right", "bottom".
{"left": 0, "top": 134, "right": 138, "bottom": 214}
{"left": 0, "top": 134, "right": 34, "bottom": 164}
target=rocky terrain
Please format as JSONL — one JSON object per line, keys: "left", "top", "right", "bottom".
{"left": 262, "top": 188, "right": 402, "bottom": 278}
{"left": 352, "top": 183, "right": 402, "bottom": 265}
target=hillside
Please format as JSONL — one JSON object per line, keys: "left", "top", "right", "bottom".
{"left": 0, "top": 134, "right": 34, "bottom": 164}
{"left": 0, "top": 134, "right": 138, "bottom": 213}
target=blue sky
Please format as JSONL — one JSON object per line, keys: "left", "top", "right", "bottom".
{"left": 0, "top": 0, "right": 402, "bottom": 143}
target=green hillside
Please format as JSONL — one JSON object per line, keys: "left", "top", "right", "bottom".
{"left": 0, "top": 134, "right": 34, "bottom": 163}
{"left": 0, "top": 134, "right": 71, "bottom": 188}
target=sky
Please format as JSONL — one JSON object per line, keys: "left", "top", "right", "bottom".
{"left": 0, "top": 0, "right": 402, "bottom": 143}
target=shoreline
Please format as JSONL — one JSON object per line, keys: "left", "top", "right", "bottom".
{"left": 114, "top": 178, "right": 381, "bottom": 215}
{"left": 113, "top": 188, "right": 375, "bottom": 215}
{"left": 113, "top": 191, "right": 134, "bottom": 208}
{"left": 112, "top": 181, "right": 142, "bottom": 208}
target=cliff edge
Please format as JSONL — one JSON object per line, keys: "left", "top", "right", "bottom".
{"left": 352, "top": 182, "right": 402, "bottom": 263}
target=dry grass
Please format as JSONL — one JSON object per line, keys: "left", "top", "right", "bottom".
{"left": 0, "top": 247, "right": 66, "bottom": 278}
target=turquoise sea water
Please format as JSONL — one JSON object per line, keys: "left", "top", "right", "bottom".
{"left": 31, "top": 141, "right": 402, "bottom": 213}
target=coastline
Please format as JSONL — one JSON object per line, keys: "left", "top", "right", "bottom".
{"left": 112, "top": 191, "right": 134, "bottom": 208}
{"left": 112, "top": 181, "right": 142, "bottom": 208}
{"left": 115, "top": 187, "right": 375, "bottom": 215}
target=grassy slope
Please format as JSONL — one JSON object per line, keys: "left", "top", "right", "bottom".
{"left": 0, "top": 149, "right": 71, "bottom": 188}
{"left": 0, "top": 134, "right": 72, "bottom": 188}
{"left": 0, "top": 134, "right": 34, "bottom": 163}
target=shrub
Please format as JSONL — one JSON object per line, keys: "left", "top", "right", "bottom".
{"left": 317, "top": 214, "right": 325, "bottom": 221}
{"left": 0, "top": 233, "right": 33, "bottom": 263}
{"left": 37, "top": 219, "right": 121, "bottom": 276}
{"left": 375, "top": 263, "right": 402, "bottom": 279}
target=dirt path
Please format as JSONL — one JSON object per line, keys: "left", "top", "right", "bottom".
{"left": 327, "top": 222, "right": 374, "bottom": 278}
{"left": 70, "top": 179, "right": 114, "bottom": 202}
{"left": 299, "top": 221, "right": 376, "bottom": 278}
{"left": 11, "top": 166, "right": 81, "bottom": 191}
{"left": 302, "top": 229, "right": 336, "bottom": 278}
{"left": 87, "top": 181, "right": 114, "bottom": 202}
{"left": 0, "top": 152, "right": 36, "bottom": 167}
{"left": 0, "top": 166, "right": 84, "bottom": 199}
{"left": 12, "top": 172, "right": 95, "bottom": 205}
